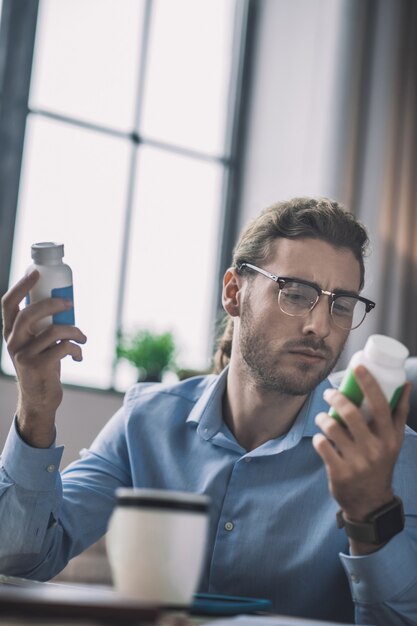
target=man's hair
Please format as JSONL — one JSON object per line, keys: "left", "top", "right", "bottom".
{"left": 213, "top": 197, "right": 370, "bottom": 373}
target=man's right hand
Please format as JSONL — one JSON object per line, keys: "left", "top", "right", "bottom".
{"left": 1, "top": 270, "right": 87, "bottom": 448}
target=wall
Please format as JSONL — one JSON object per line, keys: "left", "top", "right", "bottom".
{"left": 238, "top": 0, "right": 346, "bottom": 232}
{"left": 0, "top": 376, "right": 122, "bottom": 468}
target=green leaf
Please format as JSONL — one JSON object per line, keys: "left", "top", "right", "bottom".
{"left": 116, "top": 328, "right": 176, "bottom": 376}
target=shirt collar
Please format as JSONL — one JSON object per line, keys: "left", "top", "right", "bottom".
{"left": 297, "top": 377, "right": 334, "bottom": 437}
{"left": 186, "top": 366, "right": 335, "bottom": 445}
{"left": 186, "top": 366, "right": 228, "bottom": 439}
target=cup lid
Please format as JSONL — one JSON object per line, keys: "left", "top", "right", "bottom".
{"left": 115, "top": 488, "right": 210, "bottom": 513}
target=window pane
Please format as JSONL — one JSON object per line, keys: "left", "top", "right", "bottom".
{"left": 0, "top": 0, "right": 3, "bottom": 94}
{"left": 29, "top": 0, "right": 144, "bottom": 131}
{"left": 117, "top": 146, "right": 223, "bottom": 390}
{"left": 141, "top": 0, "right": 236, "bottom": 155}
{"left": 1, "top": 115, "right": 131, "bottom": 388}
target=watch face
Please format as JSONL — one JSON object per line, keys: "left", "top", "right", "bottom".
{"left": 375, "top": 501, "right": 405, "bottom": 543}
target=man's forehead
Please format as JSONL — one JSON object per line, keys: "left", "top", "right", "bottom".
{"left": 266, "top": 237, "right": 362, "bottom": 291}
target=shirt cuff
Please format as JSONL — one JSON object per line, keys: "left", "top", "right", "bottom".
{"left": 0, "top": 417, "right": 64, "bottom": 491}
{"left": 339, "top": 531, "right": 415, "bottom": 603}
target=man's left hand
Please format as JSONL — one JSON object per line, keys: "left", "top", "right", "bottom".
{"left": 312, "top": 365, "right": 412, "bottom": 554}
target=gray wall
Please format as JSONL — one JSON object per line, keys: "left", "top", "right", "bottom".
{"left": 238, "top": 0, "right": 346, "bottom": 232}
{"left": 0, "top": 377, "right": 122, "bottom": 468}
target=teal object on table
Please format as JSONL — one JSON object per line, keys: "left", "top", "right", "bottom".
{"left": 191, "top": 593, "right": 272, "bottom": 615}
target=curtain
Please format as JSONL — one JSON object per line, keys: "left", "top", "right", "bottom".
{"left": 331, "top": 0, "right": 417, "bottom": 363}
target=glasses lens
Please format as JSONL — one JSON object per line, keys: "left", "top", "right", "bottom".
{"left": 278, "top": 282, "right": 318, "bottom": 316}
{"left": 331, "top": 296, "right": 366, "bottom": 330}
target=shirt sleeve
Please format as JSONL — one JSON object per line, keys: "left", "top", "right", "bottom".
{"left": 339, "top": 429, "right": 417, "bottom": 625}
{"left": 0, "top": 417, "right": 63, "bottom": 566}
{"left": 339, "top": 525, "right": 417, "bottom": 625}
{"left": 0, "top": 406, "right": 130, "bottom": 581}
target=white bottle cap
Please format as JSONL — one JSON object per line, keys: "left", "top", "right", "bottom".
{"left": 31, "top": 242, "right": 64, "bottom": 264}
{"left": 364, "top": 334, "right": 409, "bottom": 368}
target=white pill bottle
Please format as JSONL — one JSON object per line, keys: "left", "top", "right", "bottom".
{"left": 27, "top": 242, "right": 74, "bottom": 332}
{"left": 330, "top": 334, "right": 409, "bottom": 423}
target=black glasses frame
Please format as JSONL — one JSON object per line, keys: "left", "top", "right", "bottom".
{"left": 237, "top": 261, "right": 376, "bottom": 329}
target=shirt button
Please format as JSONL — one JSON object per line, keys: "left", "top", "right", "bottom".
{"left": 224, "top": 521, "right": 234, "bottom": 531}
{"left": 350, "top": 573, "right": 360, "bottom": 583}
{"left": 46, "top": 464, "right": 55, "bottom": 473}
{"left": 245, "top": 457, "right": 251, "bottom": 463}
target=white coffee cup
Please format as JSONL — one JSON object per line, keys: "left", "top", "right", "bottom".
{"left": 106, "top": 488, "right": 210, "bottom": 606}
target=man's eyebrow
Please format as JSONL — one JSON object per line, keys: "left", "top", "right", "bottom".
{"left": 333, "top": 287, "right": 361, "bottom": 296}
{"left": 285, "top": 275, "right": 360, "bottom": 296}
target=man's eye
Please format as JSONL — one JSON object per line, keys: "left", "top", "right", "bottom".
{"left": 282, "top": 289, "right": 311, "bottom": 304}
{"left": 333, "top": 298, "right": 356, "bottom": 315}
{"left": 283, "top": 292, "right": 305, "bottom": 301}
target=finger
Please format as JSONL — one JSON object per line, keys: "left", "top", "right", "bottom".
{"left": 1, "top": 271, "right": 40, "bottom": 338}
{"left": 324, "top": 388, "right": 373, "bottom": 444}
{"left": 53, "top": 340, "right": 84, "bottom": 362}
{"left": 10, "top": 297, "right": 74, "bottom": 345}
{"left": 315, "top": 411, "right": 356, "bottom": 457}
{"left": 312, "top": 432, "right": 345, "bottom": 471}
{"left": 353, "top": 365, "right": 393, "bottom": 432}
{"left": 37, "top": 339, "right": 84, "bottom": 364}
{"left": 392, "top": 381, "right": 412, "bottom": 434}
{"left": 22, "top": 325, "right": 87, "bottom": 357}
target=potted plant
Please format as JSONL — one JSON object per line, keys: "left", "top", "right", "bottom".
{"left": 116, "top": 329, "right": 176, "bottom": 382}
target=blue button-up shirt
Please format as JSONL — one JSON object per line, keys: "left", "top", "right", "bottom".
{"left": 0, "top": 369, "right": 416, "bottom": 625}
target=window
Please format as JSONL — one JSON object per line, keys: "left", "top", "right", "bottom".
{"left": 0, "top": 0, "right": 251, "bottom": 390}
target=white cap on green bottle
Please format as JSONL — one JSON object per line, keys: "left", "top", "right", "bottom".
{"left": 364, "top": 334, "right": 409, "bottom": 369}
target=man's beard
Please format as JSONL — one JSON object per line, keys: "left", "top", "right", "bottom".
{"left": 239, "top": 296, "right": 346, "bottom": 396}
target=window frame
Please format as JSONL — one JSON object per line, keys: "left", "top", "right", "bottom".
{"left": 0, "top": 0, "right": 257, "bottom": 390}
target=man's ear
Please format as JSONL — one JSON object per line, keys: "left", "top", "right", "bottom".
{"left": 222, "top": 268, "right": 242, "bottom": 317}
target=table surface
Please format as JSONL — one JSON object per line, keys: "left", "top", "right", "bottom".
{"left": 0, "top": 576, "right": 356, "bottom": 626}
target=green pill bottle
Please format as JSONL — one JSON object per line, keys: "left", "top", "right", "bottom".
{"left": 330, "top": 334, "right": 409, "bottom": 424}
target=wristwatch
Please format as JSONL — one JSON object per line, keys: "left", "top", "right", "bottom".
{"left": 336, "top": 496, "right": 405, "bottom": 544}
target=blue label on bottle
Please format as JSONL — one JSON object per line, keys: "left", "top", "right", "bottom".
{"left": 51, "top": 285, "right": 75, "bottom": 325}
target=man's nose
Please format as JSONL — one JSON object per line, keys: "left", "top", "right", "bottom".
{"left": 301, "top": 296, "right": 332, "bottom": 338}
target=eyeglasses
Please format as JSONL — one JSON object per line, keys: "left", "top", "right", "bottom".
{"left": 237, "top": 262, "right": 376, "bottom": 330}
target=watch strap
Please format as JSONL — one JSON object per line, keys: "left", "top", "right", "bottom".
{"left": 336, "top": 496, "right": 405, "bottom": 544}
